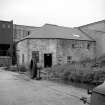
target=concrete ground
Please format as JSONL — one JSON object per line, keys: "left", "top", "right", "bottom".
{"left": 0, "top": 68, "right": 89, "bottom": 105}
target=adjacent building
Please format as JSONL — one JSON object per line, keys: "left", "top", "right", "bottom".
{"left": 1, "top": 19, "right": 104, "bottom": 67}
{"left": 13, "top": 24, "right": 39, "bottom": 42}
{"left": 0, "top": 20, "right": 13, "bottom": 66}
{"left": 78, "top": 20, "right": 105, "bottom": 57}
{"left": 16, "top": 24, "right": 96, "bottom": 68}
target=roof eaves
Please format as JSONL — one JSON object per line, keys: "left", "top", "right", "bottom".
{"left": 43, "top": 23, "right": 74, "bottom": 29}
{"left": 15, "top": 37, "right": 29, "bottom": 44}
{"left": 16, "top": 37, "right": 95, "bottom": 45}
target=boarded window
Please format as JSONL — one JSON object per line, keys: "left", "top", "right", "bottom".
{"left": 72, "top": 41, "right": 83, "bottom": 48}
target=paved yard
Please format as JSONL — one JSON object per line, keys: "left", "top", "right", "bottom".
{"left": 0, "top": 68, "right": 89, "bottom": 105}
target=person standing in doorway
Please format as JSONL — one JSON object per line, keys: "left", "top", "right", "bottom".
{"left": 30, "top": 58, "right": 38, "bottom": 79}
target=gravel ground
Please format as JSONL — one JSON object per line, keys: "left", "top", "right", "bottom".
{"left": 0, "top": 68, "right": 89, "bottom": 105}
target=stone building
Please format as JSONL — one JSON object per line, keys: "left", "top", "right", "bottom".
{"left": 12, "top": 24, "right": 39, "bottom": 64}
{"left": 16, "top": 24, "right": 96, "bottom": 68}
{"left": 78, "top": 20, "right": 105, "bottom": 57}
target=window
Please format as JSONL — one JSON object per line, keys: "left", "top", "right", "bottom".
{"left": 72, "top": 41, "right": 83, "bottom": 48}
{"left": 67, "top": 56, "right": 72, "bottom": 63}
{"left": 73, "top": 34, "right": 80, "bottom": 37}
{"left": 2, "top": 24, "right": 6, "bottom": 28}
{"left": 87, "top": 43, "right": 90, "bottom": 50}
{"left": 8, "top": 24, "right": 10, "bottom": 28}
{"left": 72, "top": 44, "right": 75, "bottom": 48}
{"left": 28, "top": 31, "right": 30, "bottom": 35}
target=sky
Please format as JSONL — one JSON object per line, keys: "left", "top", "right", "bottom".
{"left": 0, "top": 0, "right": 105, "bottom": 27}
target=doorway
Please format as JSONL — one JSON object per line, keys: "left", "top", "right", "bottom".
{"left": 44, "top": 53, "right": 52, "bottom": 67}
{"left": 32, "top": 51, "right": 39, "bottom": 62}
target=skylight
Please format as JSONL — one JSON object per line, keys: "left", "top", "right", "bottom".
{"left": 73, "top": 34, "right": 80, "bottom": 37}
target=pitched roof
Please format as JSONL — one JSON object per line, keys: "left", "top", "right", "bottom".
{"left": 78, "top": 19, "right": 105, "bottom": 33}
{"left": 78, "top": 19, "right": 105, "bottom": 28}
{"left": 19, "top": 24, "right": 94, "bottom": 41}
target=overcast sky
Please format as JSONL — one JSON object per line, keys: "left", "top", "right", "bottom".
{"left": 0, "top": 0, "right": 105, "bottom": 27}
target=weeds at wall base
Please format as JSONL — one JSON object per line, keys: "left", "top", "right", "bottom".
{"left": 45, "top": 63, "right": 105, "bottom": 85}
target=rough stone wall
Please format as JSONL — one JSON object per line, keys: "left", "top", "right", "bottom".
{"left": 17, "top": 38, "right": 95, "bottom": 68}
{"left": 57, "top": 39, "right": 95, "bottom": 64}
{"left": 16, "top": 39, "right": 29, "bottom": 67}
{"left": 28, "top": 39, "right": 57, "bottom": 67}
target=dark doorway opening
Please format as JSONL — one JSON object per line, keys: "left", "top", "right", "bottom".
{"left": 0, "top": 44, "right": 10, "bottom": 56}
{"left": 44, "top": 53, "right": 52, "bottom": 67}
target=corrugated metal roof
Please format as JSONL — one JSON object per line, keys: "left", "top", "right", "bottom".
{"left": 20, "top": 24, "right": 94, "bottom": 41}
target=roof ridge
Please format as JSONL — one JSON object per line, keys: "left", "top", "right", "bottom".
{"left": 78, "top": 19, "right": 105, "bottom": 28}
{"left": 43, "top": 23, "right": 74, "bottom": 29}
{"left": 13, "top": 24, "right": 40, "bottom": 28}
